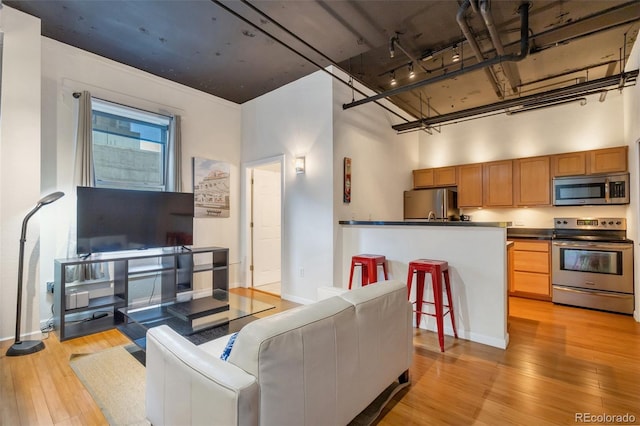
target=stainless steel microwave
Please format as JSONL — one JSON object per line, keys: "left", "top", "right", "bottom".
{"left": 552, "top": 173, "right": 629, "bottom": 206}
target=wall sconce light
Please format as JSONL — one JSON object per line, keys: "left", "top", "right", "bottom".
{"left": 295, "top": 156, "right": 306, "bottom": 174}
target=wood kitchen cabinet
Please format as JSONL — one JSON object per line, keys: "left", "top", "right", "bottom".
{"left": 552, "top": 146, "right": 627, "bottom": 177}
{"left": 510, "top": 240, "right": 551, "bottom": 300}
{"left": 514, "top": 156, "right": 551, "bottom": 206}
{"left": 457, "top": 163, "right": 483, "bottom": 207}
{"left": 552, "top": 151, "right": 586, "bottom": 176}
{"left": 588, "top": 146, "right": 627, "bottom": 174}
{"left": 413, "top": 167, "right": 456, "bottom": 188}
{"left": 483, "top": 160, "right": 513, "bottom": 207}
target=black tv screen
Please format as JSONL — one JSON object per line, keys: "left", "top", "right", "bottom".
{"left": 77, "top": 186, "right": 194, "bottom": 254}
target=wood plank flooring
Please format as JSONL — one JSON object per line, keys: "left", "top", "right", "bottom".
{"left": 1, "top": 292, "right": 639, "bottom": 425}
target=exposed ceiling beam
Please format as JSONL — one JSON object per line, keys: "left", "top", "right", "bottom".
{"left": 391, "top": 70, "right": 639, "bottom": 132}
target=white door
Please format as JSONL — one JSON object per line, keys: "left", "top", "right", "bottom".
{"left": 252, "top": 164, "right": 281, "bottom": 287}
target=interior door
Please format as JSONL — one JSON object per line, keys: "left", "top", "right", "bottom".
{"left": 252, "top": 165, "right": 281, "bottom": 287}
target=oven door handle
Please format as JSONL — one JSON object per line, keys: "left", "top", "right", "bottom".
{"left": 552, "top": 241, "right": 633, "bottom": 250}
{"left": 554, "top": 286, "right": 632, "bottom": 299}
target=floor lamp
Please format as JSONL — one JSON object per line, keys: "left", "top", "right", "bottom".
{"left": 6, "top": 191, "right": 65, "bottom": 357}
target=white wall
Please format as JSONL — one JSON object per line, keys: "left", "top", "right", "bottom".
{"left": 331, "top": 67, "right": 418, "bottom": 287}
{"left": 30, "top": 37, "right": 243, "bottom": 337}
{"left": 0, "top": 8, "right": 43, "bottom": 341}
{"left": 417, "top": 66, "right": 639, "bottom": 320}
{"left": 241, "top": 71, "right": 334, "bottom": 303}
{"left": 623, "top": 38, "right": 640, "bottom": 321}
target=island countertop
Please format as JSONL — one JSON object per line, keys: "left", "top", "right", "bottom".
{"left": 338, "top": 222, "right": 509, "bottom": 349}
{"left": 339, "top": 220, "right": 512, "bottom": 228}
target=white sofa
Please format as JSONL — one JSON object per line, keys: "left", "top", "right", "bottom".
{"left": 145, "top": 279, "right": 412, "bottom": 426}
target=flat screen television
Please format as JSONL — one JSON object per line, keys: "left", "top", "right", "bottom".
{"left": 77, "top": 186, "right": 194, "bottom": 254}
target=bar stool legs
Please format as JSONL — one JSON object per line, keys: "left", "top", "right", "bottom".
{"left": 407, "top": 259, "right": 457, "bottom": 352}
{"left": 348, "top": 255, "right": 389, "bottom": 289}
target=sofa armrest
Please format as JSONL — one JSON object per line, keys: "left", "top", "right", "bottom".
{"left": 146, "top": 325, "right": 258, "bottom": 426}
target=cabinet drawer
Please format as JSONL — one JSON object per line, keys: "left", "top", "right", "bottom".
{"left": 512, "top": 271, "right": 550, "bottom": 296}
{"left": 512, "top": 241, "right": 549, "bottom": 252}
{"left": 513, "top": 251, "right": 549, "bottom": 273}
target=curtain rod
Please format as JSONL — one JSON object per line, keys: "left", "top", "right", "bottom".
{"left": 72, "top": 92, "right": 174, "bottom": 120}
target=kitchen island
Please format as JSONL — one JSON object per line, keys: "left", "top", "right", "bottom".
{"left": 338, "top": 220, "right": 511, "bottom": 349}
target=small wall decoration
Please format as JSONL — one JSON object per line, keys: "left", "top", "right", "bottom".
{"left": 344, "top": 157, "right": 351, "bottom": 204}
{"left": 193, "top": 157, "right": 230, "bottom": 218}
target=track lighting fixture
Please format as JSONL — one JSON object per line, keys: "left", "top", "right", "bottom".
{"left": 451, "top": 44, "right": 461, "bottom": 63}
{"left": 408, "top": 63, "right": 415, "bottom": 79}
{"left": 389, "top": 36, "right": 396, "bottom": 59}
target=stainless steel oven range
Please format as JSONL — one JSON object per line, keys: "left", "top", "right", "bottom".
{"left": 552, "top": 217, "right": 634, "bottom": 314}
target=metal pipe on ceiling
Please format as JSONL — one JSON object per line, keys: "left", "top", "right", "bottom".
{"left": 391, "top": 70, "right": 638, "bottom": 131}
{"left": 213, "top": 0, "right": 411, "bottom": 123}
{"left": 456, "top": 0, "right": 503, "bottom": 99}
{"left": 479, "top": 0, "right": 522, "bottom": 94}
{"left": 343, "top": 2, "right": 530, "bottom": 111}
{"left": 390, "top": 35, "right": 431, "bottom": 75}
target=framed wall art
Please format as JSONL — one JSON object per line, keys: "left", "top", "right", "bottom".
{"left": 344, "top": 157, "right": 351, "bottom": 204}
{"left": 193, "top": 157, "right": 230, "bottom": 218}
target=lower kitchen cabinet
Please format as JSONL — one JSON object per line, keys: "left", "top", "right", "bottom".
{"left": 509, "top": 240, "right": 551, "bottom": 300}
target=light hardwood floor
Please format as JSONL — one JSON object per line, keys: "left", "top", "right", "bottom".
{"left": 1, "top": 292, "right": 639, "bottom": 425}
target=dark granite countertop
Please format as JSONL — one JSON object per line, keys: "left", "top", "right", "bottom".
{"left": 507, "top": 228, "right": 554, "bottom": 240}
{"left": 339, "top": 220, "right": 511, "bottom": 228}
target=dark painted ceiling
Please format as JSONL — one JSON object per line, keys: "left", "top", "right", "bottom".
{"left": 6, "top": 0, "right": 640, "bottom": 130}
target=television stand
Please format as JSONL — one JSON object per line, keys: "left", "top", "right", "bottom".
{"left": 53, "top": 246, "right": 229, "bottom": 341}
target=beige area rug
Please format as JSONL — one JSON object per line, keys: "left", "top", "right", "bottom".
{"left": 70, "top": 345, "right": 149, "bottom": 426}
{"left": 70, "top": 344, "right": 407, "bottom": 426}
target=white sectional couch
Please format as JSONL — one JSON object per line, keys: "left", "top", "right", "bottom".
{"left": 145, "top": 279, "right": 412, "bottom": 426}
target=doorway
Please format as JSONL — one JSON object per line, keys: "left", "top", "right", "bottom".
{"left": 248, "top": 159, "right": 282, "bottom": 296}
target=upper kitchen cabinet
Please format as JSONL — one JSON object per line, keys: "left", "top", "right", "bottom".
{"left": 552, "top": 146, "right": 627, "bottom": 177}
{"left": 588, "top": 146, "right": 628, "bottom": 174}
{"left": 514, "top": 156, "right": 551, "bottom": 206}
{"left": 483, "top": 160, "right": 513, "bottom": 207}
{"left": 552, "top": 151, "right": 586, "bottom": 176}
{"left": 413, "top": 167, "right": 457, "bottom": 188}
{"left": 457, "top": 164, "right": 483, "bottom": 207}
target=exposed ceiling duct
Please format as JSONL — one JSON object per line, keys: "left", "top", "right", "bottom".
{"left": 456, "top": 0, "right": 504, "bottom": 99}
{"left": 479, "top": 0, "right": 522, "bottom": 94}
{"left": 343, "top": 2, "right": 531, "bottom": 111}
{"left": 5, "top": 0, "right": 639, "bottom": 131}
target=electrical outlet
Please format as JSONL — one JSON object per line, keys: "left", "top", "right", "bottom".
{"left": 46, "top": 281, "right": 55, "bottom": 293}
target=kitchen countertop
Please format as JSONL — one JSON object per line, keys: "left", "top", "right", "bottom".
{"left": 339, "top": 220, "right": 511, "bottom": 228}
{"left": 507, "top": 228, "right": 554, "bottom": 240}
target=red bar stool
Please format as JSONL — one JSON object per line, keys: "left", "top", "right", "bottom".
{"left": 406, "top": 259, "right": 458, "bottom": 352}
{"left": 348, "top": 254, "right": 389, "bottom": 289}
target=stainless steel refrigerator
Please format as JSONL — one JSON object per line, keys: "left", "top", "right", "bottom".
{"left": 403, "top": 188, "right": 459, "bottom": 220}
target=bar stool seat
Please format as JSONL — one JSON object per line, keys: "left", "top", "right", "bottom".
{"left": 348, "top": 254, "right": 389, "bottom": 289}
{"left": 406, "top": 259, "right": 457, "bottom": 352}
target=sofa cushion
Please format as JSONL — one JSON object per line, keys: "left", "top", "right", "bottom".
{"left": 227, "top": 296, "right": 358, "bottom": 425}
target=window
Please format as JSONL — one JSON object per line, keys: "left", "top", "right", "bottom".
{"left": 91, "top": 98, "right": 172, "bottom": 191}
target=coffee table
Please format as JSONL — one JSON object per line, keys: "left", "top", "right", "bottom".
{"left": 118, "top": 289, "right": 274, "bottom": 349}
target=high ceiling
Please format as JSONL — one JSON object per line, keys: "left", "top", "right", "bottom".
{"left": 5, "top": 0, "right": 640, "bottom": 131}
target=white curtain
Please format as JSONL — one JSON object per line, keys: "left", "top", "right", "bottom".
{"left": 166, "top": 114, "right": 182, "bottom": 192}
{"left": 67, "top": 91, "right": 106, "bottom": 280}
{"left": 74, "top": 91, "right": 94, "bottom": 187}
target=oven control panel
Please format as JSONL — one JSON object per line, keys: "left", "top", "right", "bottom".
{"left": 554, "top": 217, "right": 626, "bottom": 230}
